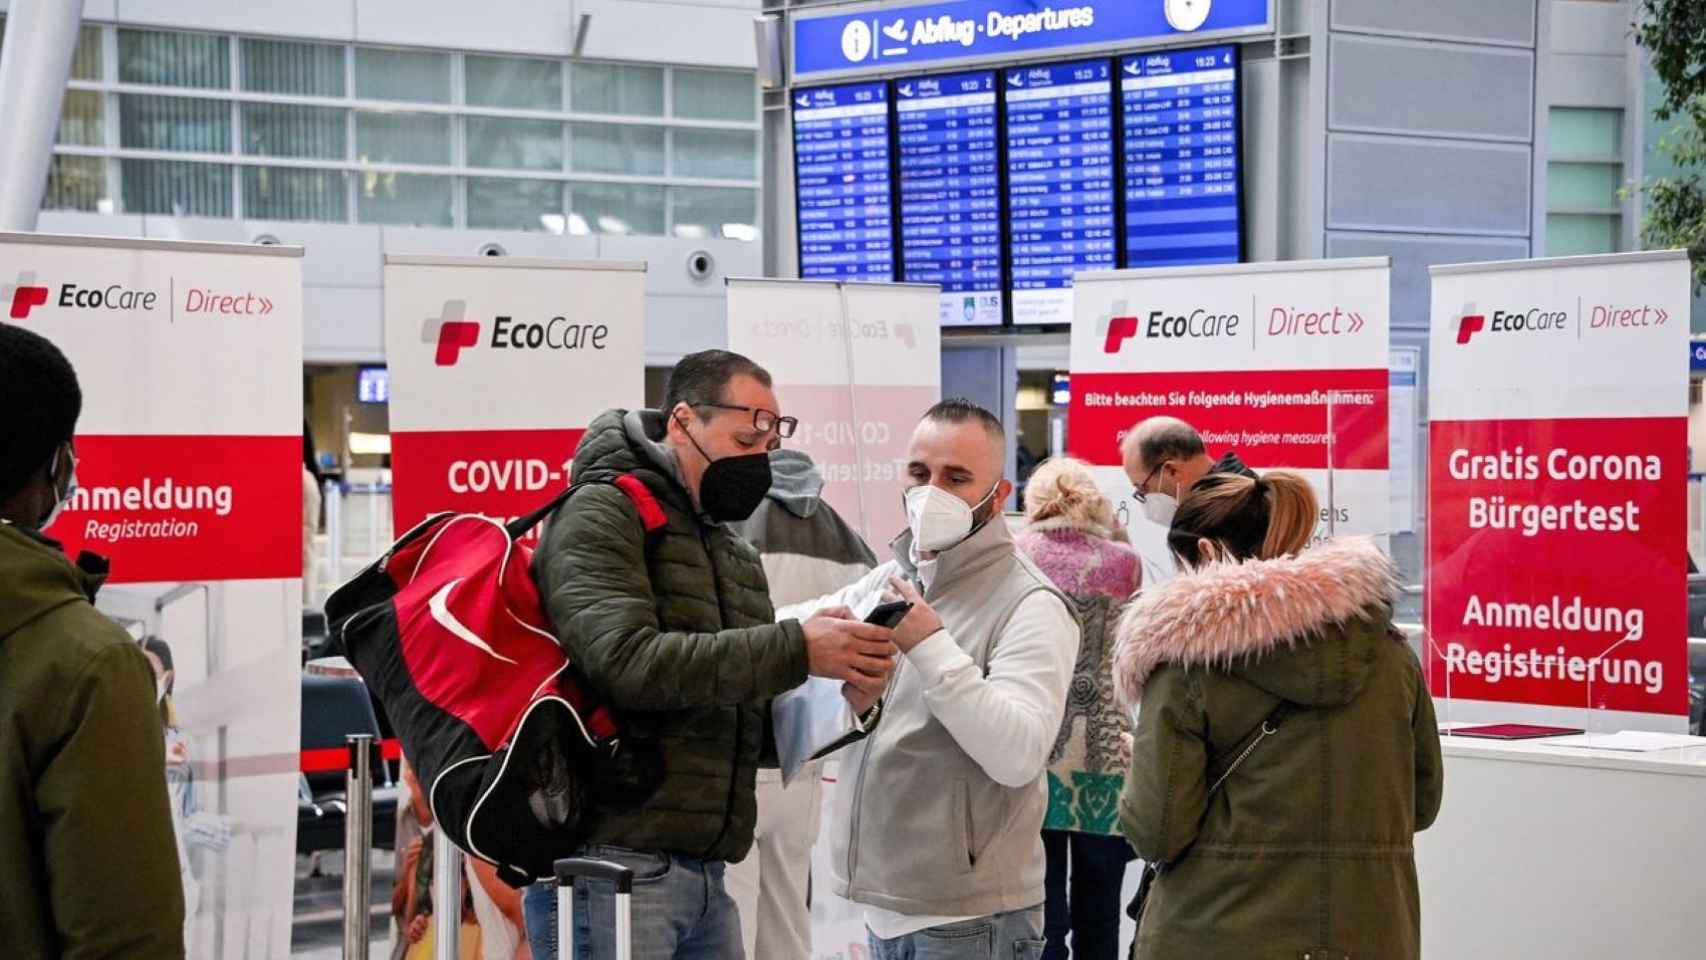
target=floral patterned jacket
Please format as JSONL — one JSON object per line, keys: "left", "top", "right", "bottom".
{"left": 1016, "top": 519, "right": 1141, "bottom": 836}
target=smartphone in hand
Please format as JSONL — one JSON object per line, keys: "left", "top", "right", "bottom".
{"left": 864, "top": 600, "right": 913, "bottom": 629}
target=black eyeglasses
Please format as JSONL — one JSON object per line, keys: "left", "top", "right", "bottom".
{"left": 690, "top": 401, "right": 798, "bottom": 439}
{"left": 1132, "top": 461, "right": 1167, "bottom": 503}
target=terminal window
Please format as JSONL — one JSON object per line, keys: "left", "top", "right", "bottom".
{"left": 40, "top": 23, "right": 759, "bottom": 240}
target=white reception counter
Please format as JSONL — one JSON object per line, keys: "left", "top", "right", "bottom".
{"left": 1416, "top": 733, "right": 1706, "bottom": 958}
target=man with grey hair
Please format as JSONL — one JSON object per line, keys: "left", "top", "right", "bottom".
{"left": 1120, "top": 415, "right": 1255, "bottom": 583}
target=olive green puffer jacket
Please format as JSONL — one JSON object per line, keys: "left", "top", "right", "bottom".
{"left": 1113, "top": 538, "right": 1444, "bottom": 960}
{"left": 532, "top": 409, "right": 810, "bottom": 863}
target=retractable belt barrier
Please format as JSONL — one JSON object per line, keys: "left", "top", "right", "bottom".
{"left": 300, "top": 737, "right": 401, "bottom": 774}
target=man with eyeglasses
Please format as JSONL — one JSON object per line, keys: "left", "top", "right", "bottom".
{"left": 1120, "top": 416, "right": 1256, "bottom": 585}
{"left": 524, "top": 349, "right": 899, "bottom": 960}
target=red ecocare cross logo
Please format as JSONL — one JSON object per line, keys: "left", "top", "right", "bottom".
{"left": 1104, "top": 315, "right": 1139, "bottom": 353}
{"left": 423, "top": 300, "right": 480, "bottom": 367}
{"left": 1456, "top": 313, "right": 1486, "bottom": 344}
{"left": 4, "top": 272, "right": 49, "bottom": 319}
{"left": 1097, "top": 299, "right": 1141, "bottom": 354}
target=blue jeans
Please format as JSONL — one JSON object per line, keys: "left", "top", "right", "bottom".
{"left": 867, "top": 907, "right": 1047, "bottom": 960}
{"left": 521, "top": 844, "right": 744, "bottom": 960}
{"left": 1041, "top": 830, "right": 1134, "bottom": 960}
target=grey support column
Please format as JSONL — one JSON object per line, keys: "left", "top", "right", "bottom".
{"left": 0, "top": 0, "right": 85, "bottom": 231}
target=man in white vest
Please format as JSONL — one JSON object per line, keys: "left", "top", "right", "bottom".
{"left": 778, "top": 399, "right": 1080, "bottom": 959}
{"left": 728, "top": 449, "right": 879, "bottom": 960}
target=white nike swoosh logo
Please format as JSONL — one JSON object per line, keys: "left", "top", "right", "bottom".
{"left": 428, "top": 579, "right": 518, "bottom": 665}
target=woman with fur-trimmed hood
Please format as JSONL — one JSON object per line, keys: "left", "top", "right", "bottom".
{"left": 1113, "top": 471, "right": 1443, "bottom": 960}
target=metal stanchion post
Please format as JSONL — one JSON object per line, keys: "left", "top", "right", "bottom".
{"left": 367, "top": 484, "right": 380, "bottom": 561}
{"left": 324, "top": 479, "right": 343, "bottom": 586}
{"left": 342, "top": 734, "right": 374, "bottom": 960}
{"left": 432, "top": 829, "right": 464, "bottom": 960}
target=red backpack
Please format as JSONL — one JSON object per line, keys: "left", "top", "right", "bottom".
{"left": 326, "top": 477, "right": 665, "bottom": 886}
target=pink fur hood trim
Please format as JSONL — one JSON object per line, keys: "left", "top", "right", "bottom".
{"left": 1113, "top": 537, "right": 1396, "bottom": 708}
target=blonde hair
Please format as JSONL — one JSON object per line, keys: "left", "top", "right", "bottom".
{"left": 1024, "top": 456, "right": 1116, "bottom": 533}
{"left": 1169, "top": 469, "right": 1317, "bottom": 566}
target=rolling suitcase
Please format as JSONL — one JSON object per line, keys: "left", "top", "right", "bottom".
{"left": 555, "top": 857, "right": 635, "bottom": 960}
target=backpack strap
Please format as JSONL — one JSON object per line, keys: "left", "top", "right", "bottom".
{"left": 611, "top": 474, "right": 669, "bottom": 537}
{"left": 505, "top": 473, "right": 670, "bottom": 541}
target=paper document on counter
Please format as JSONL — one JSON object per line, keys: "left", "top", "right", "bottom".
{"left": 1536, "top": 731, "right": 1706, "bottom": 752}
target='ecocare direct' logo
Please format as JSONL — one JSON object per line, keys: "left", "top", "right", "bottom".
{"left": 1453, "top": 301, "right": 1567, "bottom": 346}
{"left": 744, "top": 317, "right": 917, "bottom": 348}
{"left": 3, "top": 271, "right": 160, "bottom": 320}
{"left": 423, "top": 298, "right": 611, "bottom": 368}
{"left": 1097, "top": 298, "right": 1241, "bottom": 354}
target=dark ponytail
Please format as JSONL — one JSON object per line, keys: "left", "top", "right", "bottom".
{"left": 1167, "top": 469, "right": 1318, "bottom": 567}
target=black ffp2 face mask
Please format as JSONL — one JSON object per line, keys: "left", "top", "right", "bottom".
{"left": 676, "top": 415, "right": 772, "bottom": 523}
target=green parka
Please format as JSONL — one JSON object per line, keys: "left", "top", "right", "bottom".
{"left": 0, "top": 522, "right": 185, "bottom": 958}
{"left": 532, "top": 409, "right": 809, "bottom": 863}
{"left": 1113, "top": 537, "right": 1443, "bottom": 960}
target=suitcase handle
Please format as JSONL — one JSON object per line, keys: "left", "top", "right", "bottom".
{"left": 556, "top": 858, "right": 634, "bottom": 959}
{"left": 554, "top": 857, "right": 635, "bottom": 894}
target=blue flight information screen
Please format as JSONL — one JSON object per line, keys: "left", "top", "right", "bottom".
{"left": 1003, "top": 59, "right": 1116, "bottom": 326}
{"left": 896, "top": 70, "right": 1003, "bottom": 327}
{"left": 792, "top": 82, "right": 895, "bottom": 281}
{"left": 1120, "top": 45, "right": 1242, "bottom": 267}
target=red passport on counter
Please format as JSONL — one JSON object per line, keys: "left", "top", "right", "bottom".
{"left": 1443, "top": 723, "right": 1585, "bottom": 740}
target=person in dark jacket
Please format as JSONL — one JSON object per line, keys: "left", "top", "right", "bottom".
{"left": 522, "top": 350, "right": 898, "bottom": 960}
{"left": 1120, "top": 416, "right": 1255, "bottom": 585}
{"left": 0, "top": 322, "right": 186, "bottom": 958}
{"left": 1112, "top": 471, "right": 1443, "bottom": 960}
{"left": 727, "top": 449, "right": 879, "bottom": 960}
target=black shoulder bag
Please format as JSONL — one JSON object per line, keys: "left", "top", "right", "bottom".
{"left": 1127, "top": 699, "right": 1295, "bottom": 928}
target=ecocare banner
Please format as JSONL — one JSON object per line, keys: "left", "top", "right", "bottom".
{"left": 383, "top": 255, "right": 646, "bottom": 538}
{"left": 726, "top": 279, "right": 941, "bottom": 551}
{"left": 1426, "top": 251, "right": 1691, "bottom": 728}
{"left": 1068, "top": 259, "right": 1391, "bottom": 556}
{"left": 0, "top": 232, "right": 304, "bottom": 958}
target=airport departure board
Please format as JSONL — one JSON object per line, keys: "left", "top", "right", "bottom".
{"left": 1003, "top": 59, "right": 1117, "bottom": 326}
{"left": 792, "top": 82, "right": 896, "bottom": 281}
{"left": 896, "top": 70, "right": 1004, "bottom": 327}
{"left": 1120, "top": 45, "right": 1243, "bottom": 267}
{"left": 786, "top": 43, "right": 1245, "bottom": 325}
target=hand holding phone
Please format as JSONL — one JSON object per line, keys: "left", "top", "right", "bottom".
{"left": 864, "top": 599, "right": 913, "bottom": 629}
{"left": 802, "top": 605, "right": 901, "bottom": 687}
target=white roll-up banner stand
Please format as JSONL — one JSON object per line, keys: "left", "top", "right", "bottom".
{"left": 382, "top": 255, "right": 647, "bottom": 540}
{"left": 1416, "top": 251, "right": 1700, "bottom": 960}
{"left": 726, "top": 278, "right": 942, "bottom": 545}
{"left": 726, "top": 278, "right": 941, "bottom": 959}
{"left": 1425, "top": 250, "right": 1691, "bottom": 732}
{"left": 0, "top": 232, "right": 304, "bottom": 958}
{"left": 383, "top": 255, "right": 646, "bottom": 956}
{"left": 1068, "top": 258, "right": 1392, "bottom": 577}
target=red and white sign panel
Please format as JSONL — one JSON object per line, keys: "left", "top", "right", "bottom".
{"left": 1, "top": 235, "right": 304, "bottom": 580}
{"left": 727, "top": 279, "right": 942, "bottom": 547}
{"left": 1427, "top": 251, "right": 1691, "bottom": 728}
{"left": 0, "top": 232, "right": 306, "bottom": 958}
{"left": 383, "top": 255, "right": 646, "bottom": 539}
{"left": 1068, "top": 258, "right": 1392, "bottom": 552}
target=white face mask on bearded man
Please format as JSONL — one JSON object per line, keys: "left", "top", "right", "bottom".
{"left": 904, "top": 481, "right": 999, "bottom": 554}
